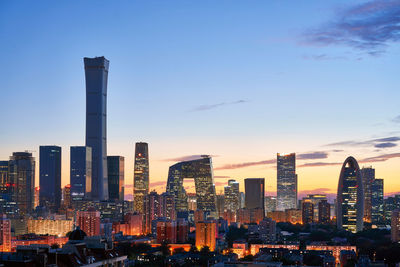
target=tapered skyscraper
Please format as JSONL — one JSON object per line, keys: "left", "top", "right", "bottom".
{"left": 84, "top": 56, "right": 109, "bottom": 201}
{"left": 277, "top": 153, "right": 297, "bottom": 211}
{"left": 134, "top": 142, "right": 149, "bottom": 213}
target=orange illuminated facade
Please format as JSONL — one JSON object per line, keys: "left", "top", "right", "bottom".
{"left": 0, "top": 215, "right": 11, "bottom": 252}
{"left": 306, "top": 245, "right": 356, "bottom": 265}
{"left": 11, "top": 235, "right": 68, "bottom": 250}
{"left": 195, "top": 221, "right": 216, "bottom": 251}
{"left": 249, "top": 243, "right": 300, "bottom": 256}
{"left": 267, "top": 209, "right": 302, "bottom": 224}
{"left": 77, "top": 209, "right": 100, "bottom": 236}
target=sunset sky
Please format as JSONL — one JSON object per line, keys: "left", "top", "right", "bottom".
{"left": 1, "top": 1, "right": 399, "bottom": 200}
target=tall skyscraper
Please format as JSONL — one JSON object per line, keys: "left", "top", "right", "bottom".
{"left": 62, "top": 184, "right": 71, "bottom": 208}
{"left": 277, "top": 153, "right": 297, "bottom": 211}
{"left": 301, "top": 194, "right": 327, "bottom": 222}
{"left": 8, "top": 152, "right": 35, "bottom": 215}
{"left": 0, "top": 161, "right": 18, "bottom": 216}
{"left": 166, "top": 156, "right": 217, "bottom": 215}
{"left": 337, "top": 156, "right": 364, "bottom": 233}
{"left": 39, "top": 145, "right": 62, "bottom": 211}
{"left": 244, "top": 178, "right": 265, "bottom": 213}
{"left": 265, "top": 196, "right": 277, "bottom": 213}
{"left": 361, "top": 166, "right": 375, "bottom": 223}
{"left": 133, "top": 142, "right": 149, "bottom": 213}
{"left": 302, "top": 199, "right": 314, "bottom": 224}
{"left": 318, "top": 199, "right": 331, "bottom": 224}
{"left": 371, "top": 178, "right": 384, "bottom": 225}
{"left": 84, "top": 56, "right": 109, "bottom": 201}
{"left": 0, "top": 215, "right": 11, "bottom": 252}
{"left": 70, "top": 146, "right": 92, "bottom": 202}
{"left": 107, "top": 156, "right": 125, "bottom": 202}
{"left": 224, "top": 179, "right": 240, "bottom": 212}
{"left": 392, "top": 210, "right": 400, "bottom": 242}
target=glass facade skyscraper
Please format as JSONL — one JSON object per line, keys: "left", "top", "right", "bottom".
{"left": 337, "top": 156, "right": 364, "bottom": 233}
{"left": 39, "top": 146, "right": 62, "bottom": 212}
{"left": 224, "top": 179, "right": 240, "bottom": 212}
{"left": 371, "top": 178, "right": 384, "bottom": 225}
{"left": 84, "top": 56, "right": 109, "bottom": 201}
{"left": 277, "top": 153, "right": 297, "bottom": 211}
{"left": 361, "top": 166, "right": 375, "bottom": 223}
{"left": 244, "top": 178, "right": 265, "bottom": 213}
{"left": 107, "top": 156, "right": 124, "bottom": 202}
{"left": 70, "top": 146, "right": 92, "bottom": 202}
{"left": 0, "top": 161, "right": 18, "bottom": 216}
{"left": 8, "top": 152, "right": 35, "bottom": 215}
{"left": 166, "top": 156, "right": 217, "bottom": 215}
{"left": 133, "top": 142, "right": 149, "bottom": 213}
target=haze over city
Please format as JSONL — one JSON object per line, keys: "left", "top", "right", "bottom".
{"left": 1, "top": 0, "right": 399, "bottom": 199}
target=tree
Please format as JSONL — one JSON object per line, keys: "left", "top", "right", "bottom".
{"left": 189, "top": 245, "right": 198, "bottom": 253}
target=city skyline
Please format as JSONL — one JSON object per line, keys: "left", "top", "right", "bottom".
{"left": 1, "top": 1, "right": 400, "bottom": 199}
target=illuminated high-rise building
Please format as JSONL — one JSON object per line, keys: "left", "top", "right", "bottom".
{"left": 318, "top": 199, "right": 331, "bottom": 224}
{"left": 0, "top": 215, "right": 11, "bottom": 252}
{"left": 371, "top": 178, "right": 384, "bottom": 225}
{"left": 361, "top": 166, "right": 375, "bottom": 223}
{"left": 160, "top": 192, "right": 176, "bottom": 220}
{"left": 107, "top": 156, "right": 124, "bottom": 202}
{"left": 265, "top": 196, "right": 277, "bottom": 213}
{"left": 302, "top": 200, "right": 314, "bottom": 224}
{"left": 392, "top": 210, "right": 400, "bottom": 242}
{"left": 337, "top": 156, "right": 364, "bottom": 233}
{"left": 216, "top": 195, "right": 225, "bottom": 218}
{"left": 8, "top": 152, "right": 35, "bottom": 215}
{"left": 301, "top": 194, "right": 327, "bottom": 221}
{"left": 224, "top": 179, "right": 240, "bottom": 212}
{"left": 244, "top": 178, "right": 265, "bottom": 213}
{"left": 133, "top": 142, "right": 149, "bottom": 213}
{"left": 84, "top": 56, "right": 109, "bottom": 201}
{"left": 195, "top": 221, "right": 216, "bottom": 251}
{"left": 277, "top": 153, "right": 297, "bottom": 211}
{"left": 166, "top": 156, "right": 217, "bottom": 215}
{"left": 62, "top": 185, "right": 71, "bottom": 208}
{"left": 143, "top": 191, "right": 161, "bottom": 234}
{"left": 39, "top": 145, "right": 62, "bottom": 212}
{"left": 77, "top": 208, "right": 101, "bottom": 236}
{"left": 0, "top": 161, "right": 18, "bottom": 216}
{"left": 70, "top": 146, "right": 92, "bottom": 201}
{"left": 156, "top": 219, "right": 177, "bottom": 244}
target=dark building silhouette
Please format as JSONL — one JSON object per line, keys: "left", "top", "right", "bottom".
{"left": 39, "top": 146, "right": 61, "bottom": 211}
{"left": 302, "top": 200, "right": 314, "bottom": 224}
{"left": 277, "top": 153, "right": 297, "bottom": 211}
{"left": 107, "top": 156, "right": 124, "bottom": 202}
{"left": 224, "top": 179, "right": 240, "bottom": 212}
{"left": 318, "top": 199, "right": 331, "bottom": 224}
{"left": 166, "top": 156, "right": 217, "bottom": 216}
{"left": 337, "top": 156, "right": 364, "bottom": 233}
{"left": 70, "top": 146, "right": 92, "bottom": 201}
{"left": 245, "top": 178, "right": 265, "bottom": 213}
{"left": 84, "top": 56, "right": 109, "bottom": 201}
{"left": 371, "top": 178, "right": 384, "bottom": 225}
{"left": 133, "top": 142, "right": 149, "bottom": 213}
{"left": 8, "top": 152, "right": 35, "bottom": 215}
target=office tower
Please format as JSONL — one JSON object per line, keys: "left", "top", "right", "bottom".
{"left": 392, "top": 210, "right": 400, "bottom": 242}
{"left": 259, "top": 218, "right": 276, "bottom": 242}
{"left": 194, "top": 210, "right": 205, "bottom": 224}
{"left": 107, "top": 156, "right": 125, "bottom": 202}
{"left": 337, "top": 156, "right": 364, "bottom": 233}
{"left": 160, "top": 193, "right": 176, "bottom": 220}
{"left": 216, "top": 195, "right": 225, "bottom": 218}
{"left": 156, "top": 220, "right": 177, "bottom": 244}
{"left": 240, "top": 192, "right": 245, "bottom": 208}
{"left": 265, "top": 196, "right": 277, "bottom": 213}
{"left": 301, "top": 194, "right": 327, "bottom": 221}
{"left": 34, "top": 187, "right": 40, "bottom": 209}
{"left": 195, "top": 221, "right": 216, "bottom": 251}
{"left": 133, "top": 142, "right": 149, "bottom": 213}
{"left": 70, "top": 146, "right": 92, "bottom": 202}
{"left": 0, "top": 215, "right": 11, "bottom": 252}
{"left": 166, "top": 156, "right": 217, "bottom": 215}
{"left": 84, "top": 56, "right": 109, "bottom": 201}
{"left": 176, "top": 218, "right": 189, "bottom": 243}
{"left": 318, "top": 200, "right": 331, "bottom": 224}
{"left": 244, "top": 178, "right": 265, "bottom": 212}
{"left": 302, "top": 200, "right": 314, "bottom": 224}
{"left": 8, "top": 152, "right": 35, "bottom": 215}
{"left": 371, "top": 178, "right": 384, "bottom": 225}
{"left": 384, "top": 195, "right": 400, "bottom": 223}
{"left": 77, "top": 208, "right": 101, "bottom": 236}
{"left": 361, "top": 166, "right": 375, "bottom": 223}
{"left": 277, "top": 153, "right": 297, "bottom": 211}
{"left": 143, "top": 191, "right": 161, "bottom": 234}
{"left": 0, "top": 161, "right": 18, "bottom": 216}
{"left": 62, "top": 185, "right": 71, "bottom": 208}
{"left": 39, "top": 146, "right": 62, "bottom": 211}
{"left": 224, "top": 179, "right": 240, "bottom": 212}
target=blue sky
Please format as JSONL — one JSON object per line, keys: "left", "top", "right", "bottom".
{"left": 1, "top": 0, "right": 399, "bottom": 197}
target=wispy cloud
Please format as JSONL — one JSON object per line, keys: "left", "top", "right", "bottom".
{"left": 393, "top": 115, "right": 400, "bottom": 123}
{"left": 326, "top": 136, "right": 400, "bottom": 149}
{"left": 190, "top": 100, "right": 248, "bottom": 112}
{"left": 161, "top": 154, "right": 217, "bottom": 162}
{"left": 298, "top": 162, "right": 342, "bottom": 168}
{"left": 214, "top": 159, "right": 276, "bottom": 170}
{"left": 302, "top": 54, "right": 347, "bottom": 61}
{"left": 360, "top": 153, "right": 400, "bottom": 163}
{"left": 302, "top": 0, "right": 400, "bottom": 56}
{"left": 149, "top": 181, "right": 166, "bottom": 187}
{"left": 214, "top": 175, "right": 230, "bottom": 179}
{"left": 297, "top": 151, "right": 329, "bottom": 160}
